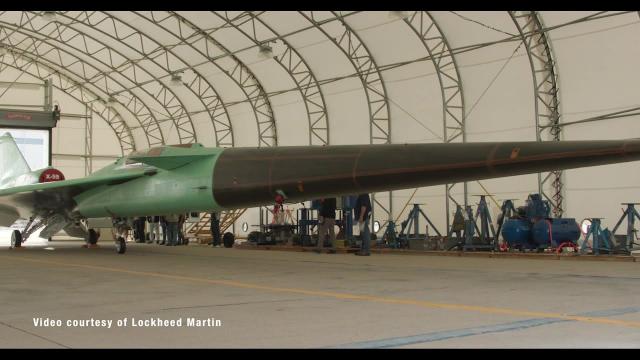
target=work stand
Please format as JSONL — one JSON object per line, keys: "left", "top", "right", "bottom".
{"left": 610, "top": 203, "right": 640, "bottom": 254}
{"left": 580, "top": 218, "right": 612, "bottom": 255}
{"left": 465, "top": 195, "right": 497, "bottom": 251}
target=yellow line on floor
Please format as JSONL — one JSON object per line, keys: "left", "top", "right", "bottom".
{"left": 4, "top": 254, "right": 640, "bottom": 329}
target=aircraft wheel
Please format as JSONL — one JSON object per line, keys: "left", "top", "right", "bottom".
{"left": 10, "top": 230, "right": 22, "bottom": 248}
{"left": 223, "top": 232, "right": 235, "bottom": 248}
{"left": 115, "top": 237, "right": 127, "bottom": 254}
{"left": 86, "top": 229, "right": 99, "bottom": 245}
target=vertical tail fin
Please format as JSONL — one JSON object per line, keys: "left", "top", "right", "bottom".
{"left": 0, "top": 133, "right": 31, "bottom": 188}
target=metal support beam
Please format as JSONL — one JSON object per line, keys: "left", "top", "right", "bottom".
{"left": 299, "top": 11, "right": 392, "bottom": 231}
{"left": 0, "top": 52, "right": 135, "bottom": 154}
{"left": 214, "top": 11, "right": 329, "bottom": 146}
{"left": 47, "top": 11, "right": 195, "bottom": 144}
{"left": 84, "top": 104, "right": 93, "bottom": 175}
{"left": 510, "top": 11, "right": 563, "bottom": 217}
{"left": 0, "top": 11, "right": 191, "bottom": 147}
{"left": 43, "top": 78, "right": 52, "bottom": 111}
{"left": 0, "top": 19, "right": 162, "bottom": 150}
{"left": 87, "top": 11, "right": 235, "bottom": 147}
{"left": 404, "top": 11, "right": 468, "bottom": 231}
{"left": 145, "top": 11, "right": 277, "bottom": 147}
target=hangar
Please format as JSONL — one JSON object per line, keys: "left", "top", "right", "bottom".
{"left": 0, "top": 11, "right": 639, "bottom": 348}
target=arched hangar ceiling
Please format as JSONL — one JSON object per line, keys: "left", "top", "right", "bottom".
{"left": 1, "top": 10, "right": 639, "bottom": 222}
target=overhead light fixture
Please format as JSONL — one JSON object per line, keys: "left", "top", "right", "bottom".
{"left": 258, "top": 43, "right": 273, "bottom": 60}
{"left": 388, "top": 11, "right": 409, "bottom": 20}
{"left": 42, "top": 11, "right": 57, "bottom": 22}
{"left": 170, "top": 72, "right": 183, "bottom": 86}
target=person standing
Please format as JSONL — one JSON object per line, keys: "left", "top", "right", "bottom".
{"left": 177, "top": 213, "right": 187, "bottom": 245}
{"left": 164, "top": 213, "right": 180, "bottom": 246}
{"left": 317, "top": 198, "right": 337, "bottom": 253}
{"left": 159, "top": 216, "right": 168, "bottom": 245}
{"left": 133, "top": 217, "right": 146, "bottom": 243}
{"left": 210, "top": 212, "right": 221, "bottom": 247}
{"left": 354, "top": 194, "right": 372, "bottom": 256}
{"left": 147, "top": 216, "right": 160, "bottom": 244}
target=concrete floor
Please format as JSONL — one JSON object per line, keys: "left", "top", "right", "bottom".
{"left": 0, "top": 240, "right": 639, "bottom": 348}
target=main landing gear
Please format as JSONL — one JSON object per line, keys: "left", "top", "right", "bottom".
{"left": 10, "top": 230, "right": 22, "bottom": 248}
{"left": 84, "top": 228, "right": 100, "bottom": 247}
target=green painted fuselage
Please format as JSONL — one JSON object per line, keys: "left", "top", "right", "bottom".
{"left": 73, "top": 146, "right": 223, "bottom": 218}
{"left": 75, "top": 139, "right": 640, "bottom": 220}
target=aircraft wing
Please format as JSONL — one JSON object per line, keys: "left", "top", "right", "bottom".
{"left": 0, "top": 167, "right": 156, "bottom": 226}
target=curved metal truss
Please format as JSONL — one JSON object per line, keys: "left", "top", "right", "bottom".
{"left": 139, "top": 11, "right": 277, "bottom": 147}
{"left": 81, "top": 11, "right": 234, "bottom": 147}
{"left": 0, "top": 50, "right": 135, "bottom": 154}
{"left": 510, "top": 11, "right": 563, "bottom": 217}
{"left": 0, "top": 22, "right": 162, "bottom": 150}
{"left": 0, "top": 23, "right": 169, "bottom": 149}
{"left": 4, "top": 11, "right": 175, "bottom": 146}
{"left": 300, "top": 11, "right": 391, "bottom": 145}
{"left": 1, "top": 11, "right": 197, "bottom": 146}
{"left": 404, "top": 11, "right": 468, "bottom": 230}
{"left": 51, "top": 11, "right": 197, "bottom": 145}
{"left": 213, "top": 11, "right": 329, "bottom": 146}
{"left": 299, "top": 11, "right": 392, "bottom": 224}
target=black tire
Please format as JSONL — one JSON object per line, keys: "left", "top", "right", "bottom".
{"left": 223, "top": 232, "right": 235, "bottom": 248}
{"left": 115, "top": 236, "right": 127, "bottom": 254}
{"left": 11, "top": 230, "right": 22, "bottom": 248}
{"left": 247, "top": 231, "right": 260, "bottom": 243}
{"left": 86, "top": 229, "right": 99, "bottom": 245}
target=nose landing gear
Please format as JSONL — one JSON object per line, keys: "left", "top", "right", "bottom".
{"left": 115, "top": 236, "right": 126, "bottom": 254}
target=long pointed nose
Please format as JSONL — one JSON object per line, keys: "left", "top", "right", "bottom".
{"left": 212, "top": 140, "right": 640, "bottom": 210}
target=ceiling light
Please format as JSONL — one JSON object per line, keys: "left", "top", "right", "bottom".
{"left": 258, "top": 44, "right": 273, "bottom": 60}
{"left": 388, "top": 11, "right": 409, "bottom": 20}
{"left": 170, "top": 72, "right": 183, "bottom": 86}
{"left": 42, "top": 11, "right": 57, "bottom": 22}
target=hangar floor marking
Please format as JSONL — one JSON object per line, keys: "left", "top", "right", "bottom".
{"left": 3, "top": 254, "right": 640, "bottom": 330}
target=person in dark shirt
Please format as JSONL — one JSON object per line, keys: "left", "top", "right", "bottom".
{"left": 164, "top": 213, "right": 180, "bottom": 246}
{"left": 210, "top": 212, "right": 221, "bottom": 247}
{"left": 317, "top": 198, "right": 337, "bottom": 253}
{"left": 159, "top": 216, "right": 168, "bottom": 245}
{"left": 133, "top": 217, "right": 146, "bottom": 243}
{"left": 354, "top": 194, "right": 372, "bottom": 256}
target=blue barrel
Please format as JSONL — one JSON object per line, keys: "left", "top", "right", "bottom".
{"left": 531, "top": 218, "right": 580, "bottom": 247}
{"left": 501, "top": 219, "right": 531, "bottom": 247}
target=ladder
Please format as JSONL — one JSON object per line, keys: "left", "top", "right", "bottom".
{"left": 186, "top": 213, "right": 211, "bottom": 237}
{"left": 186, "top": 209, "right": 247, "bottom": 240}
{"left": 220, "top": 209, "right": 246, "bottom": 233}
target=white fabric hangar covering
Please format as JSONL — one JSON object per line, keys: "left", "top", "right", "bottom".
{"left": 0, "top": 11, "right": 638, "bottom": 236}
